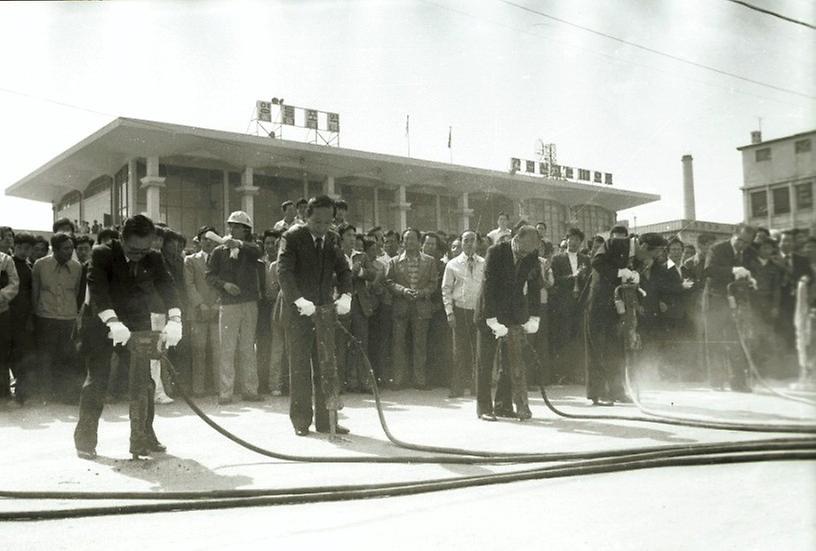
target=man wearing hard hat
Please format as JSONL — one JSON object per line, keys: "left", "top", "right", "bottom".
{"left": 205, "top": 211, "right": 263, "bottom": 405}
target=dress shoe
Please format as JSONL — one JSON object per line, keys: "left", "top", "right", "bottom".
{"left": 494, "top": 409, "right": 516, "bottom": 418}
{"left": 591, "top": 398, "right": 614, "bottom": 407}
{"left": 517, "top": 409, "right": 532, "bottom": 421}
{"left": 295, "top": 427, "right": 309, "bottom": 436}
{"left": 148, "top": 440, "right": 167, "bottom": 453}
{"left": 155, "top": 394, "right": 174, "bottom": 405}
{"left": 76, "top": 449, "right": 97, "bottom": 460}
{"left": 317, "top": 424, "right": 350, "bottom": 435}
{"left": 614, "top": 395, "right": 634, "bottom": 404}
{"left": 130, "top": 447, "right": 151, "bottom": 459}
{"left": 478, "top": 413, "right": 497, "bottom": 422}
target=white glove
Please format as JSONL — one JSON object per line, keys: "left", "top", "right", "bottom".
{"left": 732, "top": 266, "right": 751, "bottom": 280}
{"left": 616, "top": 268, "right": 640, "bottom": 285}
{"left": 682, "top": 279, "right": 694, "bottom": 290}
{"left": 294, "top": 297, "right": 316, "bottom": 317}
{"left": 163, "top": 319, "right": 183, "bottom": 348}
{"left": 522, "top": 316, "right": 540, "bottom": 335}
{"left": 107, "top": 321, "right": 131, "bottom": 346}
{"left": 486, "top": 317, "right": 509, "bottom": 339}
{"left": 335, "top": 293, "right": 352, "bottom": 316}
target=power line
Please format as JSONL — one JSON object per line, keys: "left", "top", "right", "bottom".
{"left": 497, "top": 0, "right": 816, "bottom": 100}
{"left": 725, "top": 0, "right": 816, "bottom": 30}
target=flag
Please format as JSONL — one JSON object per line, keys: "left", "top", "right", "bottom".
{"left": 448, "top": 126, "right": 452, "bottom": 149}
{"left": 405, "top": 115, "right": 410, "bottom": 136}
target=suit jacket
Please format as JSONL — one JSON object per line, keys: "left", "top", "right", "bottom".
{"left": 349, "top": 252, "right": 379, "bottom": 317}
{"left": 658, "top": 261, "right": 692, "bottom": 320}
{"left": 586, "top": 237, "right": 631, "bottom": 317}
{"left": 87, "top": 239, "right": 179, "bottom": 329}
{"left": 276, "top": 225, "right": 352, "bottom": 323}
{"left": 476, "top": 242, "right": 542, "bottom": 326}
{"left": 550, "top": 251, "right": 591, "bottom": 313}
{"left": 386, "top": 251, "right": 438, "bottom": 320}
{"left": 184, "top": 251, "right": 220, "bottom": 321}
{"left": 778, "top": 252, "right": 811, "bottom": 301}
{"left": 704, "top": 239, "right": 745, "bottom": 298}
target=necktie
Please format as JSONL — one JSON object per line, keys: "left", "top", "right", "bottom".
{"left": 467, "top": 256, "right": 474, "bottom": 276}
{"left": 130, "top": 260, "right": 138, "bottom": 278}
{"left": 315, "top": 237, "right": 323, "bottom": 255}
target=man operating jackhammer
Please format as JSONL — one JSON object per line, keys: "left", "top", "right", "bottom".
{"left": 74, "top": 215, "right": 183, "bottom": 460}
{"left": 474, "top": 224, "right": 542, "bottom": 422}
{"left": 276, "top": 195, "right": 353, "bottom": 437}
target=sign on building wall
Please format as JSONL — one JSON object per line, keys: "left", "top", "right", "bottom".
{"left": 328, "top": 112, "right": 340, "bottom": 132}
{"left": 510, "top": 157, "right": 612, "bottom": 186}
{"left": 305, "top": 109, "right": 319, "bottom": 129}
{"left": 256, "top": 100, "right": 272, "bottom": 122}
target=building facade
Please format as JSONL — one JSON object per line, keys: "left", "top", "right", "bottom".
{"left": 7, "top": 118, "right": 658, "bottom": 242}
{"left": 635, "top": 219, "right": 736, "bottom": 247}
{"left": 740, "top": 129, "right": 816, "bottom": 233}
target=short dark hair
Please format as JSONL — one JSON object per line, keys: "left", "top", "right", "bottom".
{"left": 337, "top": 222, "right": 356, "bottom": 237}
{"left": 13, "top": 232, "right": 36, "bottom": 246}
{"left": 296, "top": 198, "right": 309, "bottom": 208}
{"left": 755, "top": 235, "right": 777, "bottom": 249}
{"left": 513, "top": 225, "right": 539, "bottom": 241}
{"left": 52, "top": 217, "right": 75, "bottom": 233}
{"left": 423, "top": 231, "right": 441, "bottom": 246}
{"left": 0, "top": 226, "right": 13, "bottom": 239}
{"left": 262, "top": 229, "right": 282, "bottom": 240}
{"left": 384, "top": 230, "right": 401, "bottom": 242}
{"left": 609, "top": 224, "right": 629, "bottom": 236}
{"left": 566, "top": 227, "right": 585, "bottom": 241}
{"left": 50, "top": 232, "right": 73, "bottom": 250}
{"left": 402, "top": 228, "right": 421, "bottom": 242}
{"left": 335, "top": 200, "right": 349, "bottom": 211}
{"left": 121, "top": 214, "right": 156, "bottom": 240}
{"left": 33, "top": 235, "right": 49, "bottom": 252}
{"left": 755, "top": 226, "right": 770, "bottom": 236}
{"left": 536, "top": 221, "right": 547, "bottom": 229}
{"left": 362, "top": 237, "right": 377, "bottom": 252}
{"left": 497, "top": 211, "right": 508, "bottom": 219}
{"left": 281, "top": 200, "right": 295, "bottom": 212}
{"left": 366, "top": 226, "right": 382, "bottom": 237}
{"left": 306, "top": 195, "right": 336, "bottom": 217}
{"left": 593, "top": 235, "right": 605, "bottom": 245}
{"left": 780, "top": 229, "right": 796, "bottom": 239}
{"left": 697, "top": 233, "right": 717, "bottom": 246}
{"left": 162, "top": 229, "right": 184, "bottom": 245}
{"left": 734, "top": 223, "right": 756, "bottom": 236}
{"left": 640, "top": 233, "right": 668, "bottom": 250}
{"left": 97, "top": 228, "right": 120, "bottom": 242}
{"left": 667, "top": 237, "right": 684, "bottom": 249}
{"left": 75, "top": 235, "right": 95, "bottom": 247}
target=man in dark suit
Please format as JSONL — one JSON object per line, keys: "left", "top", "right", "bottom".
{"left": 550, "top": 227, "right": 591, "bottom": 384}
{"left": 475, "top": 225, "right": 542, "bottom": 421}
{"left": 277, "top": 195, "right": 352, "bottom": 436}
{"left": 74, "top": 215, "right": 182, "bottom": 459}
{"left": 385, "top": 228, "right": 438, "bottom": 389}
{"left": 585, "top": 231, "right": 667, "bottom": 405}
{"left": 704, "top": 224, "right": 756, "bottom": 391}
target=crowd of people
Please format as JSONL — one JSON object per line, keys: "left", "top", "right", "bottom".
{"left": 0, "top": 198, "right": 813, "bottom": 428}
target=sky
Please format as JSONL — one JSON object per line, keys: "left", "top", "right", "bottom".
{"left": 0, "top": 0, "right": 813, "bottom": 231}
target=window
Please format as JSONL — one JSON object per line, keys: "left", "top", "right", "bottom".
{"left": 750, "top": 190, "right": 767, "bottom": 218}
{"left": 773, "top": 186, "right": 790, "bottom": 215}
{"left": 795, "top": 139, "right": 812, "bottom": 154}
{"left": 796, "top": 182, "right": 813, "bottom": 210}
{"left": 755, "top": 148, "right": 771, "bottom": 162}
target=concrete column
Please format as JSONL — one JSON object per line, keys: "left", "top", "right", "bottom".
{"left": 456, "top": 192, "right": 474, "bottom": 233}
{"left": 235, "top": 167, "right": 260, "bottom": 222}
{"left": 127, "top": 159, "right": 138, "bottom": 217}
{"left": 435, "top": 194, "right": 443, "bottom": 231}
{"left": 391, "top": 185, "right": 410, "bottom": 232}
{"left": 222, "top": 170, "right": 230, "bottom": 227}
{"left": 78, "top": 191, "right": 85, "bottom": 226}
{"left": 110, "top": 174, "right": 119, "bottom": 225}
{"left": 373, "top": 187, "right": 380, "bottom": 226}
{"left": 140, "top": 156, "right": 165, "bottom": 222}
{"left": 766, "top": 184, "right": 773, "bottom": 229}
{"left": 324, "top": 175, "right": 340, "bottom": 200}
{"left": 789, "top": 181, "right": 797, "bottom": 229}
{"left": 302, "top": 172, "right": 309, "bottom": 199}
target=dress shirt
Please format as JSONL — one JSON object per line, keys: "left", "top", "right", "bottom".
{"left": 441, "top": 252, "right": 485, "bottom": 314}
{"left": 0, "top": 252, "right": 20, "bottom": 314}
{"left": 31, "top": 255, "right": 81, "bottom": 320}
{"left": 487, "top": 227, "right": 511, "bottom": 244}
{"left": 567, "top": 251, "right": 579, "bottom": 274}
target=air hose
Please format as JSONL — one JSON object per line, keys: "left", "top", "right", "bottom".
{"left": 2, "top": 448, "right": 813, "bottom": 520}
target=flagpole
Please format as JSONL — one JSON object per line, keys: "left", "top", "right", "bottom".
{"left": 406, "top": 114, "right": 411, "bottom": 158}
{"left": 448, "top": 125, "right": 452, "bottom": 164}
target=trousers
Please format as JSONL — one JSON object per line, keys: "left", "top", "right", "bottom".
{"left": 218, "top": 301, "right": 259, "bottom": 399}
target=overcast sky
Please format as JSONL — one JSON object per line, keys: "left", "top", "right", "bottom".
{"left": 0, "top": 0, "right": 813, "bottom": 231}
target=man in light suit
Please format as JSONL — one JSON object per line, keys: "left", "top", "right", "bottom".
{"left": 386, "top": 228, "right": 438, "bottom": 389}
{"left": 184, "top": 226, "right": 221, "bottom": 396}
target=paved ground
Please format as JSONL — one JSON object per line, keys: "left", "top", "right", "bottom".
{"left": 1, "top": 384, "right": 815, "bottom": 550}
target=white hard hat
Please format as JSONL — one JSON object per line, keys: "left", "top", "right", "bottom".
{"left": 226, "top": 210, "right": 253, "bottom": 229}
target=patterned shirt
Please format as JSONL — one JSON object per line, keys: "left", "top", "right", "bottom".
{"left": 403, "top": 253, "right": 421, "bottom": 289}
{"left": 441, "top": 252, "right": 485, "bottom": 314}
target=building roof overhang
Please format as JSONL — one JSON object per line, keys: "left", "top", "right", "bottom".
{"left": 6, "top": 117, "right": 659, "bottom": 212}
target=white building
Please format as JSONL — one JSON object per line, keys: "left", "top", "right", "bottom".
{"left": 740, "top": 129, "right": 816, "bottom": 233}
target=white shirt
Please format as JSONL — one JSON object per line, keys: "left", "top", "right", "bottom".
{"left": 487, "top": 227, "right": 511, "bottom": 243}
{"left": 666, "top": 259, "right": 683, "bottom": 278}
{"left": 567, "top": 251, "right": 579, "bottom": 274}
{"left": 441, "top": 252, "right": 485, "bottom": 314}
